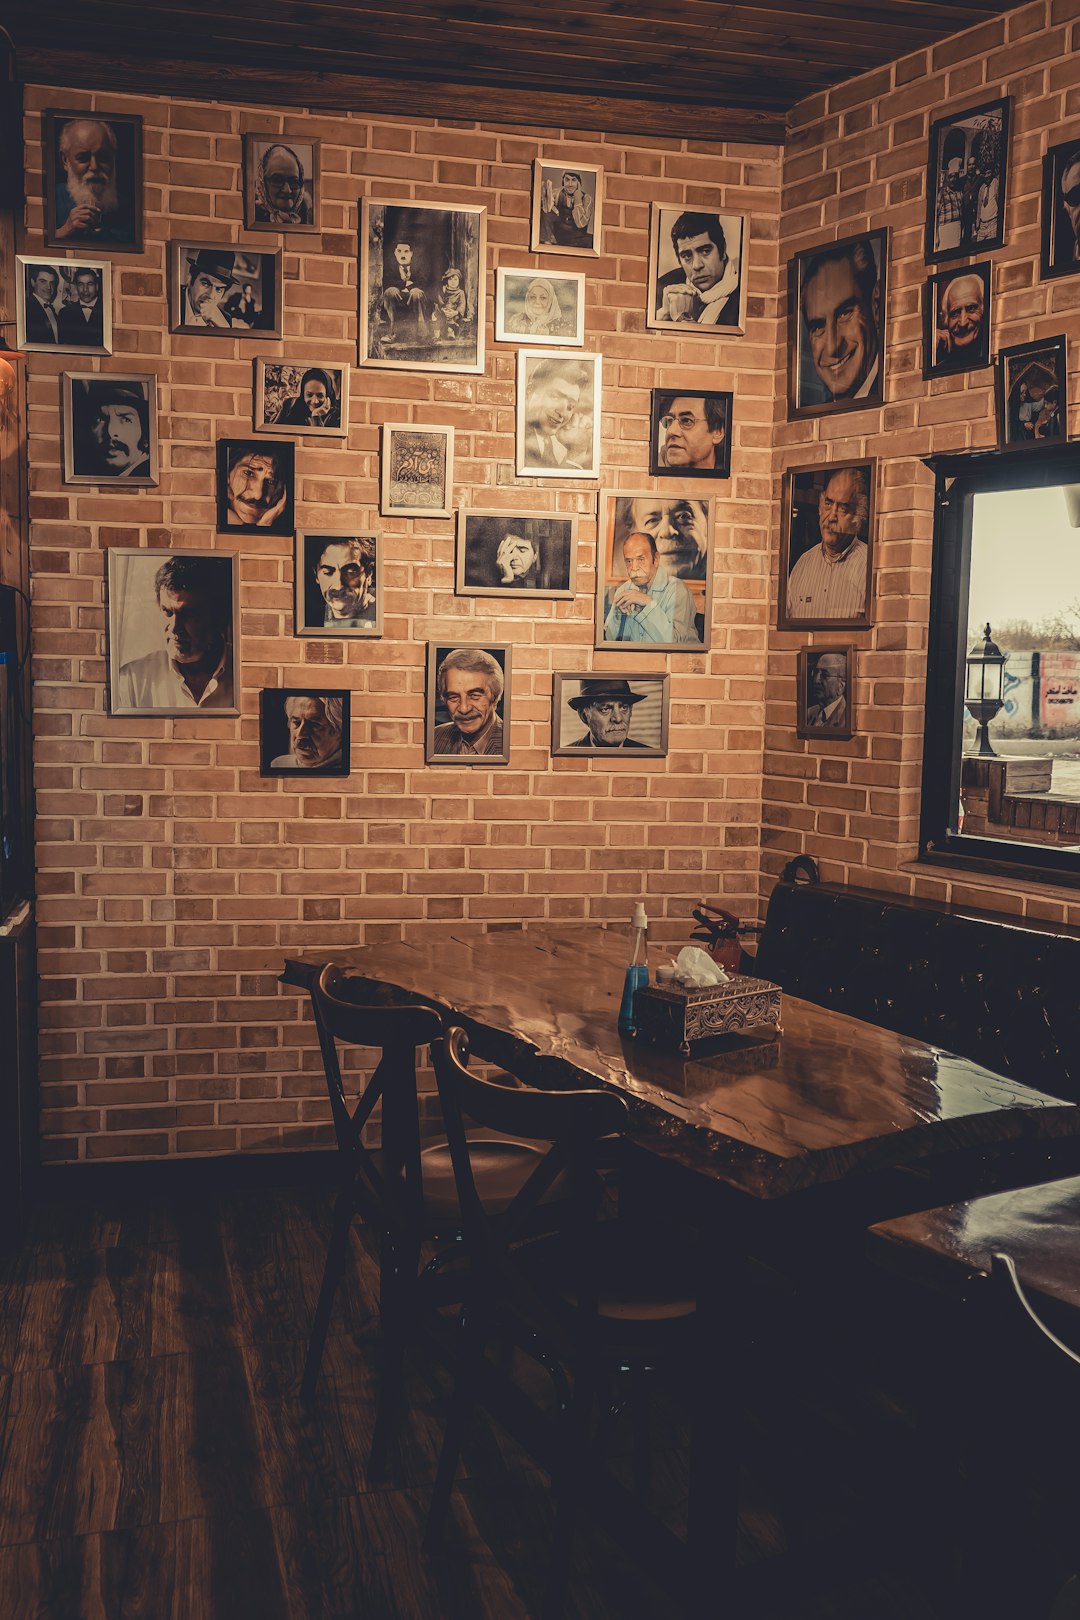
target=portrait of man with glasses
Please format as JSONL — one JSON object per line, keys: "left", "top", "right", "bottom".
{"left": 650, "top": 388, "right": 732, "bottom": 479}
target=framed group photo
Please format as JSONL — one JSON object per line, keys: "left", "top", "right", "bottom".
{"left": 170, "top": 242, "right": 282, "bottom": 336}
{"left": 495, "top": 268, "right": 585, "bottom": 345}
{"left": 796, "top": 646, "right": 855, "bottom": 740}
{"left": 62, "top": 372, "right": 158, "bottom": 486}
{"left": 551, "top": 673, "right": 670, "bottom": 758}
{"left": 380, "top": 423, "right": 454, "bottom": 518}
{"left": 923, "top": 263, "right": 992, "bottom": 379}
{"left": 649, "top": 388, "right": 732, "bottom": 478}
{"left": 596, "top": 491, "right": 713, "bottom": 651}
{"left": 260, "top": 688, "right": 351, "bottom": 776}
{"left": 107, "top": 548, "right": 238, "bottom": 717}
{"left": 426, "top": 643, "right": 511, "bottom": 765}
{"left": 1041, "top": 138, "right": 1080, "bottom": 281}
{"left": 515, "top": 349, "right": 601, "bottom": 478}
{"left": 646, "top": 206, "right": 747, "bottom": 334}
{"left": 254, "top": 357, "right": 349, "bottom": 437}
{"left": 16, "top": 256, "right": 112, "bottom": 354}
{"left": 296, "top": 532, "right": 381, "bottom": 638}
{"left": 243, "top": 133, "right": 320, "bottom": 233}
{"left": 360, "top": 198, "right": 486, "bottom": 373}
{"left": 996, "top": 335, "right": 1067, "bottom": 451}
{"left": 788, "top": 230, "right": 887, "bottom": 419}
{"left": 457, "top": 511, "right": 576, "bottom": 598}
{"left": 216, "top": 438, "right": 295, "bottom": 533}
{"left": 925, "top": 97, "right": 1010, "bottom": 262}
{"left": 778, "top": 460, "right": 875, "bottom": 632}
{"left": 43, "top": 108, "right": 142, "bottom": 253}
{"left": 530, "top": 161, "right": 603, "bottom": 257}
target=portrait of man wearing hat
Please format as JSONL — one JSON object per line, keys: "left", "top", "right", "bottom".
{"left": 181, "top": 247, "right": 236, "bottom": 328}
{"left": 65, "top": 373, "right": 157, "bottom": 486}
{"left": 567, "top": 678, "right": 650, "bottom": 749}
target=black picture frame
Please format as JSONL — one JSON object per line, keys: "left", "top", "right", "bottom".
{"left": 923, "top": 262, "right": 993, "bottom": 380}
{"left": 796, "top": 646, "right": 855, "bottom": 741}
{"left": 216, "top": 438, "right": 295, "bottom": 534}
{"left": 787, "top": 229, "right": 888, "bottom": 420}
{"left": 43, "top": 108, "right": 143, "bottom": 254}
{"left": 1040, "top": 138, "right": 1080, "bottom": 282}
{"left": 259, "top": 688, "right": 351, "bottom": 776}
{"left": 649, "top": 388, "right": 732, "bottom": 479}
{"left": 995, "top": 335, "right": 1068, "bottom": 452}
{"left": 778, "top": 459, "right": 876, "bottom": 632}
{"left": 924, "top": 97, "right": 1011, "bottom": 264}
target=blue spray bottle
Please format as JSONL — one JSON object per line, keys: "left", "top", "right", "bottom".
{"left": 617, "top": 901, "right": 649, "bottom": 1035}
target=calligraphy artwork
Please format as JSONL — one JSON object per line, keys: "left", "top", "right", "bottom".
{"left": 380, "top": 423, "right": 454, "bottom": 518}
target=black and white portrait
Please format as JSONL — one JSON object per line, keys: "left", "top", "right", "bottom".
{"left": 254, "top": 358, "right": 349, "bottom": 437}
{"left": 457, "top": 512, "right": 575, "bottom": 598}
{"left": 789, "top": 230, "right": 887, "bottom": 419}
{"left": 63, "top": 372, "right": 157, "bottom": 486}
{"left": 216, "top": 439, "right": 295, "bottom": 534}
{"left": 1041, "top": 139, "right": 1080, "bottom": 281}
{"left": 596, "top": 492, "right": 713, "bottom": 651}
{"left": 515, "top": 350, "right": 601, "bottom": 478}
{"left": 551, "top": 674, "right": 669, "bottom": 758}
{"left": 43, "top": 108, "right": 142, "bottom": 253}
{"left": 296, "top": 532, "right": 381, "bottom": 638}
{"left": 530, "top": 162, "right": 603, "bottom": 257}
{"left": 16, "top": 256, "right": 111, "bottom": 355}
{"left": 797, "top": 647, "right": 854, "bottom": 741}
{"left": 243, "top": 134, "right": 319, "bottom": 233}
{"left": 426, "top": 644, "right": 511, "bottom": 765}
{"left": 779, "top": 461, "right": 875, "bottom": 632}
{"left": 923, "top": 263, "right": 992, "bottom": 379}
{"left": 647, "top": 206, "right": 747, "bottom": 334}
{"left": 997, "top": 336, "right": 1068, "bottom": 451}
{"left": 360, "top": 198, "right": 486, "bottom": 373}
{"left": 260, "top": 689, "right": 350, "bottom": 776}
{"left": 495, "top": 268, "right": 584, "bottom": 345}
{"left": 107, "top": 548, "right": 238, "bottom": 717}
{"left": 380, "top": 424, "right": 454, "bottom": 518}
{"left": 925, "top": 98, "right": 1010, "bottom": 262}
{"left": 649, "top": 388, "right": 732, "bottom": 478}
{"left": 170, "top": 243, "right": 282, "bottom": 337}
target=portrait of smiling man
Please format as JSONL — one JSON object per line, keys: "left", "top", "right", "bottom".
{"left": 927, "top": 265, "right": 990, "bottom": 375}
{"left": 428, "top": 645, "right": 510, "bottom": 763}
{"left": 794, "top": 232, "right": 886, "bottom": 414}
{"left": 299, "top": 533, "right": 379, "bottom": 636}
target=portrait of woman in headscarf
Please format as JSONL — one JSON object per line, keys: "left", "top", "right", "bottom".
{"left": 506, "top": 277, "right": 571, "bottom": 338}
{"left": 275, "top": 366, "right": 341, "bottom": 429}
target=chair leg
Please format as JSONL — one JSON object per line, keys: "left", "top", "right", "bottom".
{"left": 301, "top": 1188, "right": 356, "bottom": 1403}
{"left": 425, "top": 1303, "right": 483, "bottom": 1552}
{"left": 542, "top": 1367, "right": 597, "bottom": 1620}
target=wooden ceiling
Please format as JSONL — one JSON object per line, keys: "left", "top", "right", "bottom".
{"left": 8, "top": 0, "right": 1021, "bottom": 144}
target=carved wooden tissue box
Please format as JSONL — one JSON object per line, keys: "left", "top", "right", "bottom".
{"left": 632, "top": 974, "right": 782, "bottom": 1056}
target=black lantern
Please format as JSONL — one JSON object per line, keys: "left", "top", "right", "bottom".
{"left": 964, "top": 622, "right": 1008, "bottom": 757}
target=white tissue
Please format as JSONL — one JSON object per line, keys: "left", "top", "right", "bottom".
{"left": 672, "top": 946, "right": 730, "bottom": 988}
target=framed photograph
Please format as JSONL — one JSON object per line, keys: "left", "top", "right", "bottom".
{"left": 1040, "top": 139, "right": 1080, "bottom": 281}
{"left": 106, "top": 548, "right": 238, "bottom": 717}
{"left": 923, "top": 262, "right": 992, "bottom": 379}
{"left": 649, "top": 388, "right": 732, "bottom": 478}
{"left": 169, "top": 242, "right": 282, "bottom": 336}
{"left": 530, "top": 162, "right": 603, "bottom": 257}
{"left": 778, "top": 460, "right": 875, "bottom": 632}
{"left": 296, "top": 532, "right": 381, "bottom": 638}
{"left": 646, "top": 206, "right": 747, "bottom": 334}
{"left": 551, "top": 673, "right": 669, "bottom": 758}
{"left": 796, "top": 647, "right": 854, "bottom": 741}
{"left": 62, "top": 372, "right": 158, "bottom": 486}
{"left": 43, "top": 108, "right": 142, "bottom": 253}
{"left": 425, "top": 643, "right": 511, "bottom": 765}
{"left": 260, "top": 688, "right": 350, "bottom": 776}
{"left": 380, "top": 423, "right": 454, "bottom": 518}
{"left": 788, "top": 229, "right": 887, "bottom": 419}
{"left": 925, "top": 97, "right": 1010, "bottom": 262}
{"left": 595, "top": 491, "right": 713, "bottom": 652}
{"left": 16, "top": 256, "right": 112, "bottom": 355}
{"left": 216, "top": 439, "right": 295, "bottom": 534}
{"left": 457, "top": 511, "right": 576, "bottom": 598}
{"left": 495, "top": 267, "right": 585, "bottom": 346}
{"left": 515, "top": 349, "right": 601, "bottom": 479}
{"left": 254, "top": 357, "right": 349, "bottom": 438}
{"left": 359, "top": 197, "right": 486, "bottom": 373}
{"left": 996, "top": 335, "right": 1068, "bottom": 452}
{"left": 243, "top": 133, "right": 319, "bottom": 233}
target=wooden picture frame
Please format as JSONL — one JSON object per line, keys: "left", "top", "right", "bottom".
{"left": 359, "top": 197, "right": 486, "bottom": 374}
{"left": 260, "top": 688, "right": 351, "bottom": 776}
{"left": 925, "top": 97, "right": 1011, "bottom": 263}
{"left": 425, "top": 643, "right": 511, "bottom": 765}
{"left": 295, "top": 531, "right": 382, "bottom": 639}
{"left": 778, "top": 459, "right": 875, "bottom": 632}
{"left": 495, "top": 267, "right": 585, "bottom": 346}
{"left": 380, "top": 423, "right": 454, "bottom": 518}
{"left": 646, "top": 205, "right": 748, "bottom": 335}
{"left": 995, "top": 335, "right": 1068, "bottom": 452}
{"left": 551, "top": 672, "right": 670, "bottom": 758}
{"left": 923, "top": 262, "right": 992, "bottom": 379}
{"left": 595, "top": 491, "right": 713, "bottom": 652}
{"left": 456, "top": 510, "right": 576, "bottom": 598}
{"left": 242, "top": 132, "right": 320, "bottom": 234}
{"left": 787, "top": 229, "right": 887, "bottom": 420}
{"left": 62, "top": 371, "right": 158, "bottom": 487}
{"left": 796, "top": 646, "right": 854, "bottom": 740}
{"left": 515, "top": 349, "right": 601, "bottom": 479}
{"left": 43, "top": 107, "right": 143, "bottom": 254}
{"left": 649, "top": 387, "right": 732, "bottom": 479}
{"left": 16, "top": 256, "right": 112, "bottom": 355}
{"left": 107, "top": 548, "right": 239, "bottom": 718}
{"left": 169, "top": 242, "right": 283, "bottom": 338}
{"left": 530, "top": 161, "right": 603, "bottom": 257}
{"left": 254, "top": 357, "right": 349, "bottom": 438}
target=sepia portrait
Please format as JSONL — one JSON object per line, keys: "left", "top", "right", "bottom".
{"left": 788, "top": 229, "right": 887, "bottom": 419}
{"left": 530, "top": 161, "right": 603, "bottom": 257}
{"left": 170, "top": 243, "right": 282, "bottom": 337}
{"left": 649, "top": 388, "right": 732, "bottom": 479}
{"left": 595, "top": 491, "right": 713, "bottom": 652}
{"left": 43, "top": 108, "right": 142, "bottom": 253}
{"left": 425, "top": 643, "right": 511, "bottom": 765}
{"left": 796, "top": 647, "right": 854, "bottom": 741}
{"left": 925, "top": 98, "right": 1010, "bottom": 262}
{"left": 380, "top": 424, "right": 455, "bottom": 518}
{"left": 923, "top": 262, "right": 992, "bottom": 379}
{"left": 107, "top": 548, "right": 238, "bottom": 717}
{"left": 551, "top": 673, "right": 669, "bottom": 759}
{"left": 216, "top": 439, "right": 295, "bottom": 534}
{"left": 495, "top": 268, "right": 585, "bottom": 346}
{"left": 360, "top": 198, "right": 486, "bottom": 373}
{"left": 996, "top": 335, "right": 1067, "bottom": 451}
{"left": 254, "top": 358, "right": 349, "bottom": 438}
{"left": 243, "top": 134, "right": 320, "bottom": 234}
{"left": 16, "top": 256, "right": 112, "bottom": 355}
{"left": 62, "top": 372, "right": 157, "bottom": 486}
{"left": 779, "top": 460, "right": 875, "bottom": 632}
{"left": 295, "top": 532, "right": 381, "bottom": 639}
{"left": 515, "top": 349, "right": 601, "bottom": 478}
{"left": 646, "top": 206, "right": 747, "bottom": 334}
{"left": 1041, "top": 138, "right": 1080, "bottom": 281}
{"left": 457, "top": 511, "right": 575, "bottom": 598}
{"left": 260, "top": 688, "right": 351, "bottom": 776}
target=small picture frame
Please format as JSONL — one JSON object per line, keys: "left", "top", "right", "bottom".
{"left": 788, "top": 230, "right": 887, "bottom": 419}
{"left": 530, "top": 161, "right": 603, "bottom": 257}
{"left": 649, "top": 388, "right": 732, "bottom": 479}
{"left": 796, "top": 647, "right": 854, "bottom": 741}
{"left": 456, "top": 510, "right": 576, "bottom": 598}
{"left": 242, "top": 133, "right": 320, "bottom": 233}
{"left": 62, "top": 372, "right": 158, "bottom": 486}
{"left": 551, "top": 673, "right": 669, "bottom": 758}
{"left": 16, "top": 256, "right": 112, "bottom": 355}
{"left": 596, "top": 491, "right": 713, "bottom": 652}
{"left": 515, "top": 349, "right": 601, "bottom": 479}
{"left": 996, "top": 335, "right": 1068, "bottom": 452}
{"left": 359, "top": 197, "right": 486, "bottom": 374}
{"left": 925, "top": 97, "right": 1010, "bottom": 263}
{"left": 260, "top": 688, "right": 351, "bottom": 776}
{"left": 380, "top": 423, "right": 454, "bottom": 518}
{"left": 43, "top": 108, "right": 142, "bottom": 254}
{"left": 170, "top": 242, "right": 282, "bottom": 337}
{"left": 295, "top": 532, "right": 381, "bottom": 638}
{"left": 425, "top": 643, "right": 511, "bottom": 765}
{"left": 778, "top": 460, "right": 875, "bottom": 632}
{"left": 646, "top": 206, "right": 748, "bottom": 335}
{"left": 254, "top": 357, "right": 349, "bottom": 438}
{"left": 1040, "top": 139, "right": 1080, "bottom": 282}
{"left": 107, "top": 548, "right": 238, "bottom": 717}
{"left": 216, "top": 438, "right": 295, "bottom": 534}
{"left": 495, "top": 267, "right": 585, "bottom": 346}
{"left": 923, "top": 263, "right": 992, "bottom": 379}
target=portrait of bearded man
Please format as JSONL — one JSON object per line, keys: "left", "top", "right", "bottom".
{"left": 46, "top": 110, "right": 142, "bottom": 251}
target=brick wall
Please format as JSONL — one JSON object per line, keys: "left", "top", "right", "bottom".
{"left": 22, "top": 88, "right": 781, "bottom": 1162}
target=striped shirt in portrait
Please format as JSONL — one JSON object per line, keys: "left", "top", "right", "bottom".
{"left": 786, "top": 540, "right": 868, "bottom": 622}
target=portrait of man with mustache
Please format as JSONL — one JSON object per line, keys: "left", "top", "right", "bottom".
{"left": 46, "top": 110, "right": 142, "bottom": 252}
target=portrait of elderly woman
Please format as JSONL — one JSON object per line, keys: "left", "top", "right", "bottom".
{"left": 495, "top": 268, "right": 584, "bottom": 345}
{"left": 426, "top": 643, "right": 511, "bottom": 765}
{"left": 260, "top": 689, "right": 350, "bottom": 776}
{"left": 244, "top": 135, "right": 319, "bottom": 233}
{"left": 216, "top": 438, "right": 295, "bottom": 534}
{"left": 44, "top": 108, "right": 143, "bottom": 252}
{"left": 457, "top": 512, "right": 576, "bottom": 599}
{"left": 63, "top": 372, "right": 158, "bottom": 486}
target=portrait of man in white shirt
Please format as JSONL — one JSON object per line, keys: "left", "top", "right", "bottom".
{"left": 109, "top": 550, "right": 237, "bottom": 716}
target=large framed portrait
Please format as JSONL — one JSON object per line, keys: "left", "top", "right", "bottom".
{"left": 359, "top": 198, "right": 486, "bottom": 373}
{"left": 216, "top": 439, "right": 295, "bottom": 534}
{"left": 254, "top": 357, "right": 349, "bottom": 438}
{"left": 923, "top": 262, "right": 992, "bottom": 379}
{"left": 169, "top": 243, "right": 282, "bottom": 337}
{"left": 996, "top": 335, "right": 1067, "bottom": 452}
{"left": 796, "top": 647, "right": 854, "bottom": 741}
{"left": 62, "top": 372, "right": 158, "bottom": 487}
{"left": 106, "top": 548, "right": 238, "bottom": 717}
{"left": 595, "top": 491, "right": 713, "bottom": 652}
{"left": 778, "top": 460, "right": 875, "bottom": 632}
{"left": 649, "top": 388, "right": 732, "bottom": 479}
{"left": 456, "top": 511, "right": 576, "bottom": 598}
{"left": 515, "top": 349, "right": 601, "bottom": 479}
{"left": 16, "top": 256, "right": 112, "bottom": 355}
{"left": 551, "top": 673, "right": 669, "bottom": 759}
{"left": 43, "top": 108, "right": 142, "bottom": 253}
{"left": 243, "top": 133, "right": 320, "bottom": 234}
{"left": 260, "top": 688, "right": 350, "bottom": 776}
{"left": 530, "top": 161, "right": 603, "bottom": 257}
{"left": 646, "top": 206, "right": 747, "bottom": 335}
{"left": 925, "top": 98, "right": 1010, "bottom": 263}
{"left": 380, "top": 423, "right": 454, "bottom": 518}
{"left": 495, "top": 268, "right": 585, "bottom": 346}
{"left": 788, "top": 229, "right": 887, "bottom": 419}
{"left": 1041, "top": 139, "right": 1080, "bottom": 281}
{"left": 296, "top": 532, "right": 381, "bottom": 638}
{"left": 425, "top": 643, "right": 511, "bottom": 765}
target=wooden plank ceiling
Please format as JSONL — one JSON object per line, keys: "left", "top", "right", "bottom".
{"left": 8, "top": 0, "right": 1020, "bottom": 143}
